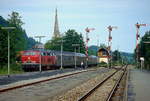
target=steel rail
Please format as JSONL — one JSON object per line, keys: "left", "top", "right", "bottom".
{"left": 78, "top": 65, "right": 125, "bottom": 101}
{"left": 106, "top": 65, "right": 127, "bottom": 101}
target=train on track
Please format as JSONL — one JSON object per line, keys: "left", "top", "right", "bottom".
{"left": 21, "top": 49, "right": 98, "bottom": 71}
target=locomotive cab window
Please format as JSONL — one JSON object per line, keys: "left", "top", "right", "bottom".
{"left": 41, "top": 52, "right": 46, "bottom": 56}
{"left": 43, "top": 52, "right": 46, "bottom": 56}
{"left": 23, "top": 51, "right": 37, "bottom": 55}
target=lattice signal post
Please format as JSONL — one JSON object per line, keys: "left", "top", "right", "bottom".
{"left": 107, "top": 25, "right": 117, "bottom": 68}
{"left": 135, "top": 22, "right": 148, "bottom": 67}
{"left": 85, "top": 27, "right": 95, "bottom": 68}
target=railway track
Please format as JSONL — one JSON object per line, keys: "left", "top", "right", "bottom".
{"left": 77, "top": 65, "right": 128, "bottom": 101}
{"left": 0, "top": 68, "right": 97, "bottom": 93}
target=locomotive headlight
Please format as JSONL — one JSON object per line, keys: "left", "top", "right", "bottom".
{"left": 28, "top": 57, "right": 30, "bottom": 60}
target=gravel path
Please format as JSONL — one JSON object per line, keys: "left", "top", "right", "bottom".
{"left": 0, "top": 67, "right": 109, "bottom": 101}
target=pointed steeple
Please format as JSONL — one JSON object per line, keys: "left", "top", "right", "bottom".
{"left": 53, "top": 8, "right": 60, "bottom": 38}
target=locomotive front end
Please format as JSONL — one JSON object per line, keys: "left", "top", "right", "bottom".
{"left": 21, "top": 50, "right": 40, "bottom": 71}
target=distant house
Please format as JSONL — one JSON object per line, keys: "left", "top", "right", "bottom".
{"left": 97, "top": 48, "right": 110, "bottom": 64}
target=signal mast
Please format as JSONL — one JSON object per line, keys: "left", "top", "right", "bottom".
{"left": 85, "top": 27, "right": 95, "bottom": 68}
{"left": 107, "top": 25, "right": 117, "bottom": 68}
{"left": 135, "top": 22, "right": 148, "bottom": 67}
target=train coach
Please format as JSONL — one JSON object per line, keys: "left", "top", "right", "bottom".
{"left": 21, "top": 49, "right": 98, "bottom": 71}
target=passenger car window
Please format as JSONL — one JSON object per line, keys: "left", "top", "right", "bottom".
{"left": 47, "top": 52, "right": 50, "bottom": 56}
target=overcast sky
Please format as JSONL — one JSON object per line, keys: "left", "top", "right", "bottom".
{"left": 0, "top": 0, "right": 150, "bottom": 53}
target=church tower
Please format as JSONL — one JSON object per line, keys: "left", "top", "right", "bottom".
{"left": 53, "top": 8, "right": 60, "bottom": 38}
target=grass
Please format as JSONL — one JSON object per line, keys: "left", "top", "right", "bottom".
{"left": 0, "top": 63, "right": 24, "bottom": 76}
{"left": 98, "top": 61, "right": 125, "bottom": 68}
{"left": 98, "top": 62, "right": 108, "bottom": 67}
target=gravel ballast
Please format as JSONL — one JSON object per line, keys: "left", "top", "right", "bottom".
{"left": 48, "top": 69, "right": 117, "bottom": 101}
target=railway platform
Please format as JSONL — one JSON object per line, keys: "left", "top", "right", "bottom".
{"left": 0, "top": 68, "right": 84, "bottom": 86}
{"left": 128, "top": 67, "right": 150, "bottom": 101}
{"left": 0, "top": 68, "right": 95, "bottom": 91}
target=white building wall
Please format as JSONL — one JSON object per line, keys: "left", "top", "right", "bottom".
{"left": 99, "top": 58, "right": 108, "bottom": 64}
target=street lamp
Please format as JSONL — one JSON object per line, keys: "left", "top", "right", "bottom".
{"left": 72, "top": 44, "right": 80, "bottom": 68}
{"left": 1, "top": 27, "right": 16, "bottom": 77}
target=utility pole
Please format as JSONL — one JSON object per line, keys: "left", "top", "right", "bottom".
{"left": 97, "top": 38, "right": 99, "bottom": 67}
{"left": 60, "top": 39, "right": 65, "bottom": 69}
{"left": 57, "top": 39, "right": 65, "bottom": 69}
{"left": 1, "top": 27, "right": 16, "bottom": 77}
{"left": 35, "top": 35, "right": 45, "bottom": 72}
{"left": 35, "top": 36, "right": 46, "bottom": 44}
{"left": 85, "top": 27, "right": 95, "bottom": 68}
{"left": 107, "top": 25, "right": 117, "bottom": 68}
{"left": 79, "top": 36, "right": 81, "bottom": 53}
{"left": 117, "top": 45, "right": 120, "bottom": 65}
{"left": 72, "top": 44, "right": 80, "bottom": 68}
{"left": 61, "top": 41, "right": 63, "bottom": 69}
{"left": 75, "top": 47, "right": 76, "bottom": 68}
{"left": 135, "top": 22, "right": 147, "bottom": 68}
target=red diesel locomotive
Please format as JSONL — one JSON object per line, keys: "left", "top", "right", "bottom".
{"left": 21, "top": 49, "right": 98, "bottom": 71}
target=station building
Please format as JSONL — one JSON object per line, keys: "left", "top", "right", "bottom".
{"left": 97, "top": 48, "right": 110, "bottom": 64}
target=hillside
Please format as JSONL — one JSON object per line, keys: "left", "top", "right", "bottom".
{"left": 0, "top": 16, "right": 37, "bottom": 50}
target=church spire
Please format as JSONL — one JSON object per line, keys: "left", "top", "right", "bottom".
{"left": 53, "top": 8, "right": 60, "bottom": 38}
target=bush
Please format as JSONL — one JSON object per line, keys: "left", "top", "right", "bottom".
{"left": 0, "top": 63, "right": 23, "bottom": 75}
{"left": 98, "top": 62, "right": 108, "bottom": 67}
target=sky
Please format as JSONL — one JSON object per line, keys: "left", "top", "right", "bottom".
{"left": 0, "top": 0, "right": 150, "bottom": 53}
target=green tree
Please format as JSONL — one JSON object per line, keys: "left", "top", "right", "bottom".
{"left": 0, "top": 26, "right": 8, "bottom": 67}
{"left": 99, "top": 43, "right": 107, "bottom": 49}
{"left": 112, "top": 50, "right": 122, "bottom": 65}
{"left": 7, "top": 12, "right": 27, "bottom": 62}
{"left": 45, "top": 29, "right": 85, "bottom": 53}
{"left": 63, "top": 30, "right": 85, "bottom": 53}
{"left": 138, "top": 31, "right": 150, "bottom": 69}
{"left": 45, "top": 37, "right": 62, "bottom": 51}
{"left": 0, "top": 12, "right": 27, "bottom": 68}
{"left": 7, "top": 12, "right": 24, "bottom": 28}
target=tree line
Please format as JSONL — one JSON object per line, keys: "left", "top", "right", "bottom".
{"left": 136, "top": 31, "right": 150, "bottom": 69}
{"left": 0, "top": 12, "right": 37, "bottom": 68}
{"left": 45, "top": 29, "right": 86, "bottom": 53}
